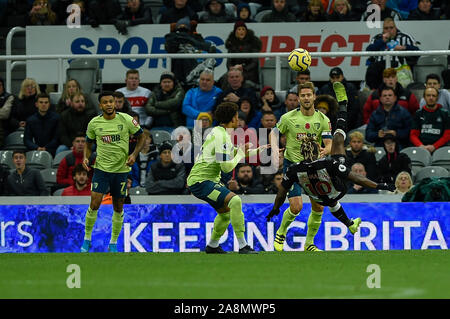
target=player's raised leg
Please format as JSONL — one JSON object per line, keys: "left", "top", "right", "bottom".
{"left": 81, "top": 191, "right": 103, "bottom": 252}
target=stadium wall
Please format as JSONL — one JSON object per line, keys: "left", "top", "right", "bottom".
{"left": 24, "top": 20, "right": 450, "bottom": 83}
{"left": 0, "top": 195, "right": 448, "bottom": 253}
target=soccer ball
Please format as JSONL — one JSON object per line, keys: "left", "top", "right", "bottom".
{"left": 288, "top": 48, "right": 312, "bottom": 72}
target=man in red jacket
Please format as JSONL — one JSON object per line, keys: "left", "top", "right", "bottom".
{"left": 410, "top": 87, "right": 450, "bottom": 154}
{"left": 62, "top": 164, "right": 91, "bottom": 196}
{"left": 363, "top": 68, "right": 419, "bottom": 124}
{"left": 56, "top": 133, "right": 94, "bottom": 187}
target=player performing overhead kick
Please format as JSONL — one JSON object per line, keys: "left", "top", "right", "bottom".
{"left": 266, "top": 82, "right": 395, "bottom": 249}
{"left": 187, "top": 102, "right": 268, "bottom": 254}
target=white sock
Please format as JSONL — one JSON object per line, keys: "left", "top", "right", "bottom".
{"left": 208, "top": 239, "right": 220, "bottom": 248}
{"left": 237, "top": 237, "right": 247, "bottom": 249}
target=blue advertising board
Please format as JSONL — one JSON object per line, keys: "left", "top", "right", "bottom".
{"left": 0, "top": 202, "right": 448, "bottom": 253}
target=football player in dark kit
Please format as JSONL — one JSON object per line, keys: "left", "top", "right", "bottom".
{"left": 266, "top": 82, "right": 395, "bottom": 246}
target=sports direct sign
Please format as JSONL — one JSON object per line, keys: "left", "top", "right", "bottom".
{"left": 25, "top": 21, "right": 449, "bottom": 84}
{"left": 0, "top": 202, "right": 448, "bottom": 253}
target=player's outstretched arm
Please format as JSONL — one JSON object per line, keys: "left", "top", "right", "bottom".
{"left": 347, "top": 172, "right": 395, "bottom": 192}
{"left": 266, "top": 185, "right": 289, "bottom": 221}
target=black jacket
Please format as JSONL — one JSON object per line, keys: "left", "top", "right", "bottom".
{"left": 261, "top": 4, "right": 296, "bottom": 22}
{"left": 200, "top": 0, "right": 235, "bottom": 23}
{"left": 7, "top": 167, "right": 49, "bottom": 196}
{"left": 58, "top": 107, "right": 97, "bottom": 148}
{"left": 24, "top": 111, "right": 60, "bottom": 155}
{"left": 233, "top": 178, "right": 265, "bottom": 194}
{"left": 10, "top": 94, "right": 37, "bottom": 130}
{"left": 317, "top": 79, "right": 361, "bottom": 130}
{"left": 145, "top": 160, "right": 186, "bottom": 195}
{"left": 160, "top": 6, "right": 199, "bottom": 24}
{"left": 408, "top": 8, "right": 441, "bottom": 20}
{"left": 118, "top": 4, "right": 153, "bottom": 25}
{"left": 87, "top": 0, "right": 122, "bottom": 26}
{"left": 345, "top": 149, "right": 378, "bottom": 181}
{"left": 376, "top": 137, "right": 412, "bottom": 184}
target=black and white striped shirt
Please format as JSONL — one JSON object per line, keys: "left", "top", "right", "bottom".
{"left": 366, "top": 30, "right": 420, "bottom": 65}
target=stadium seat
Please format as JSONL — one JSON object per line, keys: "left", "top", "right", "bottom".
{"left": 346, "top": 125, "right": 371, "bottom": 145}
{"left": 40, "top": 168, "right": 57, "bottom": 191}
{"left": 431, "top": 146, "right": 450, "bottom": 171}
{"left": 374, "top": 147, "right": 386, "bottom": 162}
{"left": 0, "top": 150, "right": 15, "bottom": 170}
{"left": 25, "top": 150, "right": 53, "bottom": 170}
{"left": 66, "top": 59, "right": 102, "bottom": 94}
{"left": 254, "top": 9, "right": 272, "bottom": 22}
{"left": 3, "top": 131, "right": 26, "bottom": 151}
{"left": 275, "top": 90, "right": 287, "bottom": 104}
{"left": 413, "top": 55, "right": 447, "bottom": 84}
{"left": 224, "top": 3, "right": 237, "bottom": 17}
{"left": 197, "top": 11, "right": 207, "bottom": 20}
{"left": 358, "top": 88, "right": 371, "bottom": 109}
{"left": 53, "top": 188, "right": 65, "bottom": 196}
{"left": 400, "top": 147, "right": 432, "bottom": 168}
{"left": 49, "top": 92, "right": 61, "bottom": 108}
{"left": 414, "top": 166, "right": 450, "bottom": 183}
{"left": 247, "top": 3, "right": 262, "bottom": 19}
{"left": 52, "top": 150, "right": 72, "bottom": 168}
{"left": 260, "top": 58, "right": 294, "bottom": 92}
{"left": 151, "top": 130, "right": 172, "bottom": 145}
{"left": 129, "top": 186, "right": 147, "bottom": 195}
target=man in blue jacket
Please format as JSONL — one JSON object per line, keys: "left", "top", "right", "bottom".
{"left": 182, "top": 69, "right": 222, "bottom": 129}
{"left": 24, "top": 93, "right": 60, "bottom": 156}
{"left": 366, "top": 86, "right": 412, "bottom": 149}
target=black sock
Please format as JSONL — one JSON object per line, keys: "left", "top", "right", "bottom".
{"left": 336, "top": 111, "right": 347, "bottom": 131}
{"left": 331, "top": 207, "right": 354, "bottom": 227}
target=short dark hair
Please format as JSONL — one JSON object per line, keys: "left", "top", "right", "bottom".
{"left": 426, "top": 73, "right": 440, "bottom": 83}
{"left": 126, "top": 69, "right": 139, "bottom": 77}
{"left": 35, "top": 92, "right": 50, "bottom": 102}
{"left": 285, "top": 91, "right": 298, "bottom": 99}
{"left": 72, "top": 163, "right": 88, "bottom": 177}
{"left": 98, "top": 91, "right": 115, "bottom": 102}
{"left": 298, "top": 82, "right": 315, "bottom": 94}
{"left": 262, "top": 111, "right": 276, "bottom": 118}
{"left": 236, "top": 163, "right": 252, "bottom": 172}
{"left": 12, "top": 150, "right": 26, "bottom": 158}
{"left": 73, "top": 132, "right": 86, "bottom": 141}
{"left": 214, "top": 102, "right": 238, "bottom": 124}
{"left": 113, "top": 91, "right": 125, "bottom": 99}
{"left": 297, "top": 69, "right": 310, "bottom": 76}
{"left": 381, "top": 86, "right": 396, "bottom": 96}
{"left": 69, "top": 92, "right": 86, "bottom": 102}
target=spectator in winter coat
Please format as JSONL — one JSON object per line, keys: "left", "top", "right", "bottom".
{"left": 10, "top": 78, "right": 41, "bottom": 131}
{"left": 6, "top": 150, "right": 49, "bottom": 196}
{"left": 56, "top": 92, "right": 97, "bottom": 154}
{"left": 24, "top": 93, "right": 60, "bottom": 156}
{"left": 365, "top": 86, "right": 412, "bottom": 149}
{"left": 216, "top": 68, "right": 258, "bottom": 111}
{"left": 114, "top": 0, "right": 153, "bottom": 35}
{"left": 376, "top": 133, "right": 412, "bottom": 184}
{"left": 259, "top": 86, "right": 282, "bottom": 117}
{"left": 408, "top": 0, "right": 440, "bottom": 20}
{"left": 182, "top": 69, "right": 222, "bottom": 129}
{"left": 225, "top": 21, "right": 262, "bottom": 89}
{"left": 0, "top": 78, "right": 16, "bottom": 148}
{"left": 235, "top": 2, "right": 256, "bottom": 23}
{"left": 327, "top": 0, "right": 360, "bottom": 21}
{"left": 159, "top": 0, "right": 199, "bottom": 24}
{"left": 200, "top": 0, "right": 235, "bottom": 23}
{"left": 363, "top": 68, "right": 419, "bottom": 124}
{"left": 145, "top": 142, "right": 186, "bottom": 195}
{"left": 145, "top": 71, "right": 185, "bottom": 131}
{"left": 317, "top": 67, "right": 361, "bottom": 130}
{"left": 87, "top": 0, "right": 122, "bottom": 27}
{"left": 345, "top": 131, "right": 377, "bottom": 180}
{"left": 298, "top": 0, "right": 328, "bottom": 22}
{"left": 261, "top": 0, "right": 297, "bottom": 22}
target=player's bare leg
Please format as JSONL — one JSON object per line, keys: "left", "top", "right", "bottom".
{"left": 81, "top": 191, "right": 103, "bottom": 253}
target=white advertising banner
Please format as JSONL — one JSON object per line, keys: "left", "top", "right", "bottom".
{"left": 25, "top": 21, "right": 450, "bottom": 84}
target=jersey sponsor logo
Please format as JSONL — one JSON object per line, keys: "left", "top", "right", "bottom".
{"left": 101, "top": 134, "right": 121, "bottom": 143}
{"left": 296, "top": 132, "right": 317, "bottom": 140}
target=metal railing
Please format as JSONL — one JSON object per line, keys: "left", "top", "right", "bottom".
{"left": 4, "top": 28, "right": 450, "bottom": 92}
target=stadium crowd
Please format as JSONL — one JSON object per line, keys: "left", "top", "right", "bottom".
{"left": 0, "top": 0, "right": 449, "bottom": 198}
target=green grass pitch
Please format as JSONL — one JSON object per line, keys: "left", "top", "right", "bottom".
{"left": 0, "top": 250, "right": 448, "bottom": 299}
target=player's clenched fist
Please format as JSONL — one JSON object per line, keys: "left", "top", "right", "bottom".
{"left": 266, "top": 207, "right": 280, "bottom": 221}
{"left": 126, "top": 154, "right": 136, "bottom": 166}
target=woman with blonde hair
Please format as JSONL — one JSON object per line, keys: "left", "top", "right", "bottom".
{"left": 56, "top": 79, "right": 82, "bottom": 113}
{"left": 10, "top": 78, "right": 41, "bottom": 129}
{"left": 392, "top": 171, "right": 413, "bottom": 195}
{"left": 298, "top": 0, "right": 328, "bottom": 22}
{"left": 328, "top": 0, "right": 359, "bottom": 21}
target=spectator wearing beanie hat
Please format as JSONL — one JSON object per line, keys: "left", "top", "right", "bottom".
{"left": 259, "top": 85, "right": 282, "bottom": 116}
{"left": 144, "top": 71, "right": 185, "bottom": 132}
{"left": 225, "top": 20, "right": 262, "bottom": 89}
{"left": 145, "top": 141, "right": 187, "bottom": 195}
{"left": 196, "top": 112, "right": 213, "bottom": 129}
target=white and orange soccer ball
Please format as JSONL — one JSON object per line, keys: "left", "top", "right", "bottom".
{"left": 287, "top": 48, "right": 312, "bottom": 72}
